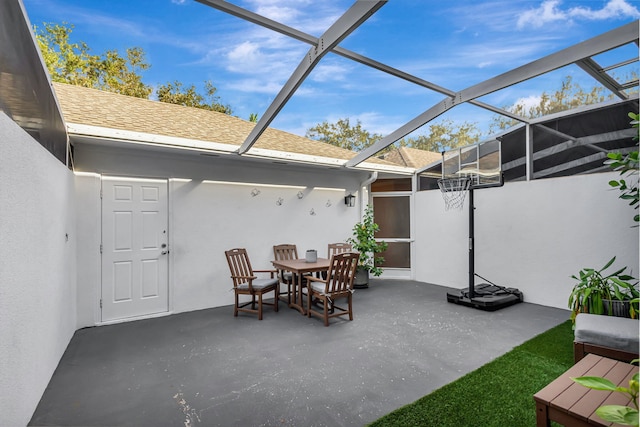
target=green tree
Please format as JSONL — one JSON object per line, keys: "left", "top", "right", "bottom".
{"left": 399, "top": 119, "right": 480, "bottom": 152}
{"left": 606, "top": 112, "right": 639, "bottom": 224}
{"left": 35, "top": 22, "right": 233, "bottom": 113}
{"left": 305, "top": 118, "right": 382, "bottom": 151}
{"left": 98, "top": 47, "right": 152, "bottom": 98}
{"left": 489, "top": 75, "right": 613, "bottom": 132}
{"left": 35, "top": 22, "right": 151, "bottom": 98}
{"left": 156, "top": 80, "right": 232, "bottom": 114}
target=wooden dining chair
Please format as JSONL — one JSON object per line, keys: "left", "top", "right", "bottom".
{"left": 323, "top": 243, "right": 353, "bottom": 279}
{"left": 328, "top": 242, "right": 352, "bottom": 257}
{"left": 273, "top": 244, "right": 299, "bottom": 304}
{"left": 306, "top": 252, "right": 359, "bottom": 326}
{"left": 225, "top": 248, "right": 279, "bottom": 320}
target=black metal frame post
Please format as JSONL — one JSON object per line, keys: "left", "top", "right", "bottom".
{"left": 468, "top": 187, "right": 475, "bottom": 299}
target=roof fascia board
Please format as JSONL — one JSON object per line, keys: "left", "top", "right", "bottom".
{"left": 68, "top": 122, "right": 414, "bottom": 175}
{"left": 236, "top": 0, "right": 386, "bottom": 154}
{"left": 66, "top": 123, "right": 238, "bottom": 154}
{"left": 348, "top": 21, "right": 639, "bottom": 168}
{"left": 245, "top": 147, "right": 414, "bottom": 175}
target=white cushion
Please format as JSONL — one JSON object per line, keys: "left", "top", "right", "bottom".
{"left": 310, "top": 282, "right": 326, "bottom": 293}
{"left": 237, "top": 278, "right": 278, "bottom": 290}
{"left": 575, "top": 313, "right": 639, "bottom": 353}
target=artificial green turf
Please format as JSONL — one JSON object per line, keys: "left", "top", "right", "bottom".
{"left": 369, "top": 320, "right": 574, "bottom": 427}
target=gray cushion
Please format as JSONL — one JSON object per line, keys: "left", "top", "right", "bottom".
{"left": 237, "top": 278, "right": 278, "bottom": 290}
{"left": 574, "top": 313, "right": 639, "bottom": 353}
{"left": 310, "top": 282, "right": 326, "bottom": 293}
{"left": 282, "top": 272, "right": 293, "bottom": 281}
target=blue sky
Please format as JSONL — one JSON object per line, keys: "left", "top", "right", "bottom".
{"left": 23, "top": 0, "right": 639, "bottom": 142}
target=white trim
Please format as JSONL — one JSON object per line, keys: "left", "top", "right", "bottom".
{"left": 202, "top": 180, "right": 307, "bottom": 189}
{"left": 97, "top": 310, "right": 173, "bottom": 326}
{"left": 67, "top": 123, "right": 237, "bottom": 153}
{"left": 67, "top": 122, "right": 416, "bottom": 176}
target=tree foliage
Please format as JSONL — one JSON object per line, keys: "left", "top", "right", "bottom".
{"left": 34, "top": 22, "right": 233, "bottom": 114}
{"left": 605, "top": 112, "right": 640, "bottom": 224}
{"left": 306, "top": 116, "right": 479, "bottom": 154}
{"left": 305, "top": 118, "right": 382, "bottom": 152}
{"left": 398, "top": 119, "right": 480, "bottom": 152}
{"left": 489, "top": 75, "right": 614, "bottom": 132}
{"left": 35, "top": 22, "right": 152, "bottom": 98}
{"left": 156, "top": 80, "right": 232, "bottom": 114}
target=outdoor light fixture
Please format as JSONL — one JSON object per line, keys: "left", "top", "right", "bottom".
{"left": 344, "top": 193, "right": 356, "bottom": 207}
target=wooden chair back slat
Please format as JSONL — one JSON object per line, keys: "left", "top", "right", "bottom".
{"left": 224, "top": 247, "right": 278, "bottom": 320}
{"left": 326, "top": 252, "right": 359, "bottom": 294}
{"left": 225, "top": 248, "right": 254, "bottom": 287}
{"left": 273, "top": 244, "right": 298, "bottom": 262}
{"left": 328, "top": 242, "right": 352, "bottom": 258}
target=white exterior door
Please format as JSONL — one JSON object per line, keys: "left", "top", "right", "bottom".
{"left": 101, "top": 177, "right": 169, "bottom": 322}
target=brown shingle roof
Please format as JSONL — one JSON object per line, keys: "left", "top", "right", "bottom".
{"left": 53, "top": 82, "right": 397, "bottom": 166}
{"left": 382, "top": 146, "right": 441, "bottom": 168}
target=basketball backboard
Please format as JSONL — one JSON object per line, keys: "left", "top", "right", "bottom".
{"left": 442, "top": 139, "right": 503, "bottom": 189}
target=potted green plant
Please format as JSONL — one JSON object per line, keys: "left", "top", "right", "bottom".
{"left": 347, "top": 204, "right": 388, "bottom": 288}
{"left": 605, "top": 112, "right": 639, "bottom": 225}
{"left": 568, "top": 256, "right": 639, "bottom": 323}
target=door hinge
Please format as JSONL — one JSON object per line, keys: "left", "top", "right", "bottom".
{"left": 100, "top": 243, "right": 103, "bottom": 254}
{"left": 100, "top": 189, "right": 103, "bottom": 199}
{"left": 100, "top": 299, "right": 102, "bottom": 308}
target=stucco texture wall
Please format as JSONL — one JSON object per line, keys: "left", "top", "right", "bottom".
{"left": 0, "top": 113, "right": 77, "bottom": 426}
{"left": 73, "top": 144, "right": 364, "bottom": 324}
{"left": 414, "top": 172, "right": 639, "bottom": 310}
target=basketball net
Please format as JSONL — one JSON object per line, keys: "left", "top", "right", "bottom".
{"left": 437, "top": 177, "right": 472, "bottom": 211}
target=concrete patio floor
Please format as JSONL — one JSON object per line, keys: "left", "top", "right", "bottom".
{"left": 30, "top": 280, "right": 569, "bottom": 427}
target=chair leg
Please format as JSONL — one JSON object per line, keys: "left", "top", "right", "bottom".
{"left": 258, "top": 293, "right": 263, "bottom": 320}
{"left": 234, "top": 292, "right": 239, "bottom": 317}
{"left": 348, "top": 293, "right": 353, "bottom": 321}
{"left": 323, "top": 299, "right": 329, "bottom": 327}
{"left": 274, "top": 287, "right": 279, "bottom": 312}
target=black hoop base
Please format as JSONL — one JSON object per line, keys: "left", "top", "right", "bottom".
{"left": 446, "top": 283, "right": 523, "bottom": 311}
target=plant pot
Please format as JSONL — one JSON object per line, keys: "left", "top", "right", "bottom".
{"left": 353, "top": 267, "right": 369, "bottom": 289}
{"left": 603, "top": 299, "right": 632, "bottom": 318}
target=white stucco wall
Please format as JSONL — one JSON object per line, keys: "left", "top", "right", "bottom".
{"left": 0, "top": 113, "right": 77, "bottom": 427}
{"left": 73, "top": 144, "right": 365, "bottom": 325}
{"left": 415, "top": 173, "right": 639, "bottom": 309}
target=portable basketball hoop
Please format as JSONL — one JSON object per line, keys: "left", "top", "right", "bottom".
{"left": 439, "top": 141, "right": 523, "bottom": 311}
{"left": 437, "top": 176, "right": 472, "bottom": 211}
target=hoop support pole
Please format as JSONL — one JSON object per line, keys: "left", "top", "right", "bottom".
{"left": 468, "top": 187, "right": 475, "bottom": 299}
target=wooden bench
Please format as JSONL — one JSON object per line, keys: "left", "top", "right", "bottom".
{"left": 533, "top": 353, "right": 638, "bottom": 426}
{"left": 574, "top": 313, "right": 639, "bottom": 363}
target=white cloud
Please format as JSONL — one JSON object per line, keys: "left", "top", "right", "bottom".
{"left": 517, "top": 0, "right": 569, "bottom": 29}
{"left": 517, "top": 0, "right": 640, "bottom": 29}
{"left": 227, "top": 78, "right": 283, "bottom": 95}
{"left": 310, "top": 63, "right": 350, "bottom": 83}
{"left": 513, "top": 95, "right": 543, "bottom": 112}
{"left": 569, "top": 0, "right": 640, "bottom": 20}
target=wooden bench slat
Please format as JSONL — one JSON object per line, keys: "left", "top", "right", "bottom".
{"left": 534, "top": 354, "right": 602, "bottom": 404}
{"left": 533, "top": 354, "right": 639, "bottom": 427}
{"left": 550, "top": 356, "right": 618, "bottom": 412}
